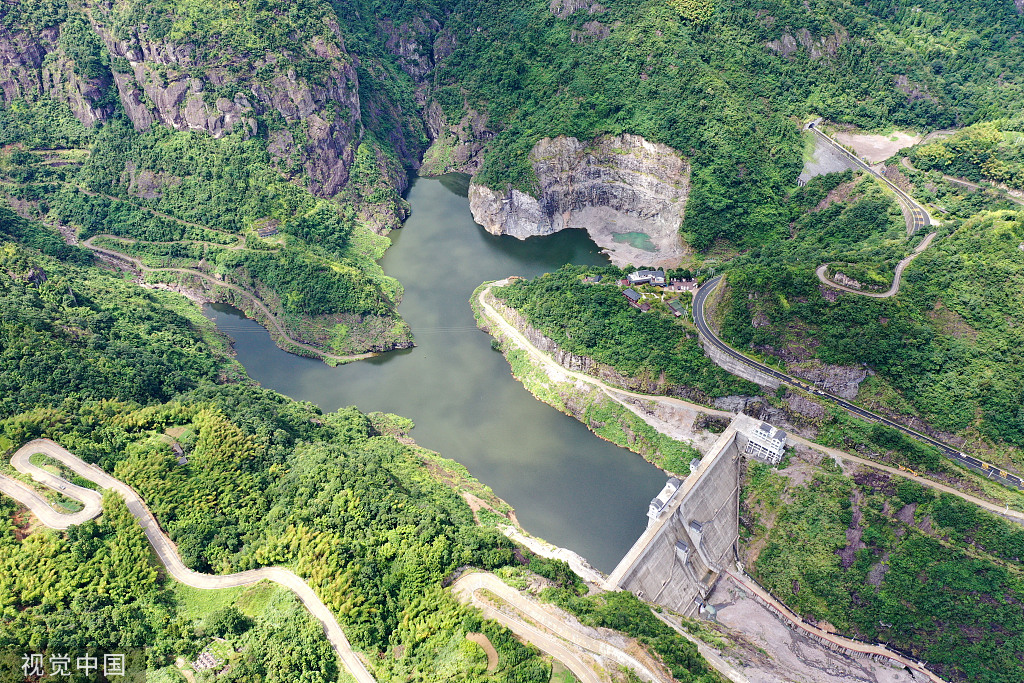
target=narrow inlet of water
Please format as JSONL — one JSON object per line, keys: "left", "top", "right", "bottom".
{"left": 204, "top": 174, "right": 667, "bottom": 572}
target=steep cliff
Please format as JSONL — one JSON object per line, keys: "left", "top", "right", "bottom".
{"left": 0, "top": 22, "right": 115, "bottom": 129}
{"left": 468, "top": 134, "right": 689, "bottom": 267}
{"left": 0, "top": 4, "right": 427, "bottom": 207}
{"left": 92, "top": 20, "right": 361, "bottom": 199}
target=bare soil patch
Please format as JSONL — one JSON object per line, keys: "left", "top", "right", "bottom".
{"left": 466, "top": 632, "right": 499, "bottom": 671}
{"left": 812, "top": 178, "right": 857, "bottom": 212}
{"left": 832, "top": 130, "right": 922, "bottom": 163}
{"left": 928, "top": 301, "right": 979, "bottom": 341}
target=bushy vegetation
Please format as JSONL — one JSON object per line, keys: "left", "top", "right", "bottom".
{"left": 542, "top": 589, "right": 724, "bottom": 683}
{"left": 0, "top": 488, "right": 345, "bottom": 680}
{"left": 745, "top": 465, "right": 1024, "bottom": 682}
{"left": 910, "top": 117, "right": 1024, "bottom": 190}
{"left": 0, "top": 230, "right": 225, "bottom": 415}
{"left": 722, "top": 209, "right": 1024, "bottom": 454}
{"left": 494, "top": 265, "right": 757, "bottom": 400}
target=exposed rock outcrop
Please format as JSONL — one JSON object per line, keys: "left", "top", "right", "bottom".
{"left": 0, "top": 11, "right": 420, "bottom": 205}
{"left": 419, "top": 102, "right": 493, "bottom": 176}
{"left": 379, "top": 17, "right": 439, "bottom": 86}
{"left": 549, "top": 0, "right": 607, "bottom": 18}
{"left": 786, "top": 360, "right": 867, "bottom": 399}
{"left": 766, "top": 27, "right": 848, "bottom": 60}
{"left": 469, "top": 134, "right": 689, "bottom": 267}
{"left": 95, "top": 22, "right": 361, "bottom": 198}
{"left": 0, "top": 25, "right": 115, "bottom": 127}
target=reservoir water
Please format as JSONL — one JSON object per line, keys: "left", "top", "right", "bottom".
{"left": 204, "top": 174, "right": 666, "bottom": 572}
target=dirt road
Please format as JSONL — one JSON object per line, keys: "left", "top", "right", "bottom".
{"left": 816, "top": 231, "right": 936, "bottom": 298}
{"left": 452, "top": 572, "right": 671, "bottom": 683}
{"left": 84, "top": 236, "right": 375, "bottom": 364}
{"left": 2, "top": 439, "right": 377, "bottom": 683}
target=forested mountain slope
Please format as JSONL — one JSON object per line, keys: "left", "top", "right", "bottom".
{"left": 0, "top": 209, "right": 725, "bottom": 681}
{"left": 4, "top": 0, "right": 1023, "bottom": 265}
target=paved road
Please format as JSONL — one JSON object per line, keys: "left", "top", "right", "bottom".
{"left": 816, "top": 231, "right": 936, "bottom": 298}
{"left": 693, "top": 275, "right": 1024, "bottom": 491}
{"left": 452, "top": 572, "right": 671, "bottom": 683}
{"left": 83, "top": 236, "right": 376, "bottom": 364}
{"left": 808, "top": 124, "right": 931, "bottom": 235}
{"left": 2, "top": 439, "right": 377, "bottom": 683}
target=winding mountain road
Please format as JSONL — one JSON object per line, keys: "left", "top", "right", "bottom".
{"left": 692, "top": 276, "right": 1024, "bottom": 492}
{"left": 808, "top": 124, "right": 932, "bottom": 235}
{"left": 815, "top": 230, "right": 936, "bottom": 298}
{"left": 0, "top": 439, "right": 377, "bottom": 683}
{"left": 809, "top": 124, "right": 941, "bottom": 298}
{"left": 83, "top": 236, "right": 376, "bottom": 364}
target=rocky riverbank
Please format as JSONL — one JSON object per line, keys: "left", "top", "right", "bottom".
{"left": 472, "top": 283, "right": 723, "bottom": 471}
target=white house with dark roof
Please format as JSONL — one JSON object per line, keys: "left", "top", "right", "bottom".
{"left": 627, "top": 270, "right": 666, "bottom": 286}
{"left": 744, "top": 422, "right": 787, "bottom": 465}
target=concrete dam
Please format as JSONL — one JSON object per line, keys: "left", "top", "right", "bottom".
{"left": 604, "top": 417, "right": 759, "bottom": 617}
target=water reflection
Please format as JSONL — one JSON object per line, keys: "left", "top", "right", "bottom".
{"left": 204, "top": 175, "right": 666, "bottom": 572}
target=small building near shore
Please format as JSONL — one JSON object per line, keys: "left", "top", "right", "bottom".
{"left": 628, "top": 269, "right": 667, "bottom": 286}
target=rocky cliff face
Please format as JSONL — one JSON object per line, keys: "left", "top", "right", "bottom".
{"left": 94, "top": 21, "right": 361, "bottom": 198}
{"left": 468, "top": 134, "right": 689, "bottom": 267}
{"left": 0, "top": 10, "right": 412, "bottom": 204}
{"left": 0, "top": 25, "right": 115, "bottom": 127}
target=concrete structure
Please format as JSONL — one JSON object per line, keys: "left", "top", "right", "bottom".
{"left": 606, "top": 422, "right": 744, "bottom": 617}
{"left": 745, "top": 422, "right": 787, "bottom": 465}
{"left": 647, "top": 477, "right": 682, "bottom": 526}
{"left": 627, "top": 269, "right": 666, "bottom": 286}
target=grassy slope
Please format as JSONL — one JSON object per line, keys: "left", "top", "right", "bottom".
{"left": 743, "top": 456, "right": 1024, "bottom": 683}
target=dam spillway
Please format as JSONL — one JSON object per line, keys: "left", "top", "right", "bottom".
{"left": 604, "top": 417, "right": 757, "bottom": 617}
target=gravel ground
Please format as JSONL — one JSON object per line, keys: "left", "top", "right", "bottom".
{"left": 832, "top": 131, "right": 921, "bottom": 164}
{"left": 799, "top": 134, "right": 859, "bottom": 184}
{"left": 709, "top": 576, "right": 932, "bottom": 683}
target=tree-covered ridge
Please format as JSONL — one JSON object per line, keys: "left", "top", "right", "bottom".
{"left": 909, "top": 116, "right": 1024, "bottom": 190}
{"left": 0, "top": 132, "right": 411, "bottom": 354}
{"left": 744, "top": 460, "right": 1024, "bottom": 683}
{"left": 0, "top": 0, "right": 426, "bottom": 354}
{"left": 722, "top": 209, "right": 1024, "bottom": 459}
{"left": 415, "top": 0, "right": 1023, "bottom": 248}
{"left": 493, "top": 265, "right": 758, "bottom": 400}
{"left": 0, "top": 220, "right": 230, "bottom": 416}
